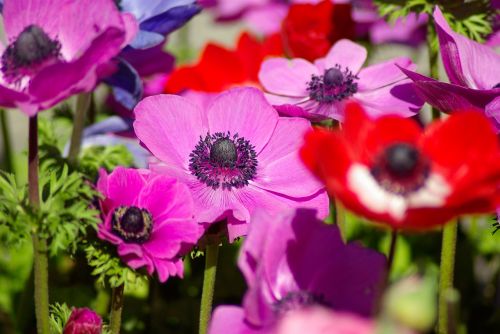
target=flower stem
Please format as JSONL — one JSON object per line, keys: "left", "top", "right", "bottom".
{"left": 67, "top": 93, "right": 91, "bottom": 164}
{"left": 438, "top": 220, "right": 458, "bottom": 334}
{"left": 0, "top": 109, "right": 14, "bottom": 173}
{"left": 29, "top": 115, "right": 50, "bottom": 334}
{"left": 199, "top": 243, "right": 219, "bottom": 334}
{"left": 109, "top": 284, "right": 125, "bottom": 334}
{"left": 332, "top": 198, "right": 347, "bottom": 241}
{"left": 427, "top": 19, "right": 440, "bottom": 120}
{"left": 386, "top": 229, "right": 398, "bottom": 276}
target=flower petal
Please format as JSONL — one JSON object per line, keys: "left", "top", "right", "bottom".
{"left": 207, "top": 87, "right": 278, "bottom": 154}
{"left": 322, "top": 39, "right": 367, "bottom": 74}
{"left": 107, "top": 167, "right": 145, "bottom": 207}
{"left": 434, "top": 6, "right": 500, "bottom": 90}
{"left": 259, "top": 58, "right": 317, "bottom": 97}
{"left": 134, "top": 94, "right": 207, "bottom": 169}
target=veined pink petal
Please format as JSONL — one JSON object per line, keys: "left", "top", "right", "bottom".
{"left": 134, "top": 94, "right": 207, "bottom": 169}
{"left": 207, "top": 87, "right": 278, "bottom": 154}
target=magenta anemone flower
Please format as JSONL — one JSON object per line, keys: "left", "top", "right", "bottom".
{"left": 97, "top": 167, "right": 201, "bottom": 282}
{"left": 0, "top": 0, "right": 137, "bottom": 116}
{"left": 63, "top": 308, "right": 102, "bottom": 334}
{"left": 133, "top": 87, "right": 328, "bottom": 240}
{"left": 258, "top": 39, "right": 423, "bottom": 121}
{"left": 400, "top": 7, "right": 500, "bottom": 129}
{"left": 209, "top": 209, "right": 387, "bottom": 333}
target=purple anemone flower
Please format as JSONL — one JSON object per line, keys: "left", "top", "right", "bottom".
{"left": 133, "top": 87, "right": 328, "bottom": 240}
{"left": 0, "top": 0, "right": 137, "bottom": 116}
{"left": 63, "top": 308, "right": 102, "bottom": 334}
{"left": 400, "top": 7, "right": 500, "bottom": 129}
{"left": 209, "top": 209, "right": 387, "bottom": 333}
{"left": 97, "top": 167, "right": 201, "bottom": 282}
{"left": 119, "top": 0, "right": 202, "bottom": 49}
{"left": 258, "top": 39, "right": 423, "bottom": 121}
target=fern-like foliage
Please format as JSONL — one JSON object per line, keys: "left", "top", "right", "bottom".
{"left": 85, "top": 242, "right": 147, "bottom": 288}
{"left": 49, "top": 303, "right": 73, "bottom": 334}
{"left": 374, "top": 0, "right": 494, "bottom": 42}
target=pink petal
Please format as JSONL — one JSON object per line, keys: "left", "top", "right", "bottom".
{"left": 323, "top": 39, "right": 367, "bottom": 74}
{"left": 134, "top": 94, "right": 208, "bottom": 169}
{"left": 354, "top": 80, "right": 422, "bottom": 117}
{"left": 259, "top": 58, "right": 317, "bottom": 97}
{"left": 137, "top": 175, "right": 194, "bottom": 225}
{"left": 253, "top": 119, "right": 324, "bottom": 197}
{"left": 107, "top": 167, "right": 145, "bottom": 207}
{"left": 207, "top": 87, "right": 278, "bottom": 154}
{"left": 357, "top": 57, "right": 415, "bottom": 91}
{"left": 143, "top": 219, "right": 201, "bottom": 259}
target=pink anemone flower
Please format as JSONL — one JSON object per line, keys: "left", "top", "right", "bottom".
{"left": 258, "top": 39, "right": 423, "bottom": 121}
{"left": 133, "top": 87, "right": 328, "bottom": 240}
{"left": 0, "top": 0, "right": 137, "bottom": 115}
{"left": 97, "top": 167, "right": 201, "bottom": 282}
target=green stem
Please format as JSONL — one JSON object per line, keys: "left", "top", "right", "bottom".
{"left": 67, "top": 93, "right": 91, "bottom": 164}
{"left": 438, "top": 220, "right": 458, "bottom": 334}
{"left": 0, "top": 109, "right": 14, "bottom": 172}
{"left": 427, "top": 19, "right": 440, "bottom": 120}
{"left": 199, "top": 244, "right": 219, "bottom": 334}
{"left": 29, "top": 115, "right": 50, "bottom": 334}
{"left": 386, "top": 229, "right": 398, "bottom": 276}
{"left": 109, "top": 284, "right": 125, "bottom": 334}
{"left": 333, "top": 199, "right": 347, "bottom": 242}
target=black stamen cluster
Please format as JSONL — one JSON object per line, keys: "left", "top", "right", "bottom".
{"left": 189, "top": 132, "right": 258, "bottom": 190}
{"left": 112, "top": 206, "right": 153, "bottom": 243}
{"left": 307, "top": 64, "right": 358, "bottom": 103}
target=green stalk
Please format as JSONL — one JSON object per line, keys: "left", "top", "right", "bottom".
{"left": 438, "top": 221, "right": 458, "bottom": 334}
{"left": 386, "top": 229, "right": 398, "bottom": 277}
{"left": 0, "top": 109, "right": 14, "bottom": 172}
{"left": 29, "top": 115, "right": 50, "bottom": 334}
{"left": 427, "top": 19, "right": 441, "bottom": 120}
{"left": 332, "top": 199, "right": 347, "bottom": 241}
{"left": 109, "top": 284, "right": 125, "bottom": 334}
{"left": 67, "top": 93, "right": 91, "bottom": 164}
{"left": 199, "top": 244, "right": 219, "bottom": 334}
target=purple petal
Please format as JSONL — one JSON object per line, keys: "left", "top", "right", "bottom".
{"left": 134, "top": 94, "right": 207, "bottom": 169}
{"left": 370, "top": 13, "right": 427, "bottom": 47}
{"left": 104, "top": 58, "right": 143, "bottom": 110}
{"left": 121, "top": 44, "right": 175, "bottom": 77}
{"left": 434, "top": 6, "right": 500, "bottom": 90}
{"left": 207, "top": 87, "right": 278, "bottom": 154}
{"left": 485, "top": 96, "right": 500, "bottom": 132}
{"left": 400, "top": 67, "right": 499, "bottom": 112}
{"left": 259, "top": 58, "right": 317, "bottom": 97}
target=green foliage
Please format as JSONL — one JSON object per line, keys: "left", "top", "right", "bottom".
{"left": 374, "top": 0, "right": 493, "bottom": 42}
{"left": 0, "top": 161, "right": 100, "bottom": 256}
{"left": 79, "top": 144, "right": 134, "bottom": 180}
{"left": 49, "top": 303, "right": 73, "bottom": 334}
{"left": 85, "top": 242, "right": 146, "bottom": 289}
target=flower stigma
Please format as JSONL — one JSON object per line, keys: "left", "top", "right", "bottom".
{"left": 112, "top": 206, "right": 153, "bottom": 243}
{"left": 307, "top": 64, "right": 358, "bottom": 103}
{"left": 189, "top": 132, "right": 258, "bottom": 190}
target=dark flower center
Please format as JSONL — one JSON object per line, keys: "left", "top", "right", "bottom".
{"left": 494, "top": 83, "right": 500, "bottom": 89}
{"left": 307, "top": 64, "right": 358, "bottom": 103}
{"left": 371, "top": 143, "right": 430, "bottom": 195}
{"left": 189, "top": 132, "right": 258, "bottom": 190}
{"left": 1, "top": 25, "right": 61, "bottom": 83}
{"left": 273, "top": 291, "right": 328, "bottom": 316}
{"left": 112, "top": 206, "right": 153, "bottom": 243}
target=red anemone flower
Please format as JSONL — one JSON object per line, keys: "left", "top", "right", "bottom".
{"left": 301, "top": 102, "right": 500, "bottom": 230}
{"left": 282, "top": 0, "right": 355, "bottom": 62}
{"left": 165, "top": 32, "right": 283, "bottom": 93}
